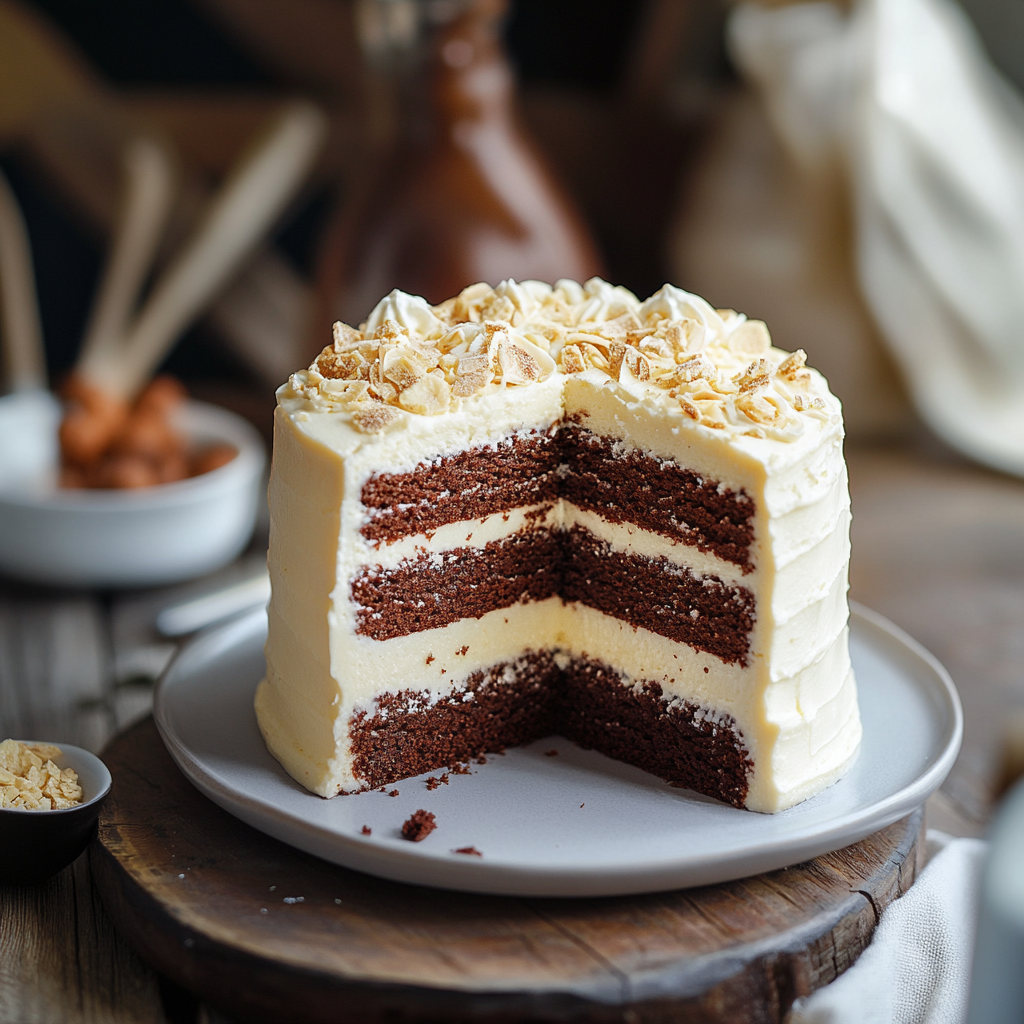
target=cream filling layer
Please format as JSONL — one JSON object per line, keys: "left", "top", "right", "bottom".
{"left": 349, "top": 504, "right": 554, "bottom": 573}
{"left": 349, "top": 501, "right": 751, "bottom": 586}
{"left": 343, "top": 500, "right": 850, "bottom": 640}
{"left": 261, "top": 594, "right": 857, "bottom": 810}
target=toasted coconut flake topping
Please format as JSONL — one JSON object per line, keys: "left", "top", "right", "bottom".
{"left": 286, "top": 280, "right": 836, "bottom": 439}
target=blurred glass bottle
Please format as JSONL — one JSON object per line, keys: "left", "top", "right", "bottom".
{"left": 313, "top": 0, "right": 603, "bottom": 336}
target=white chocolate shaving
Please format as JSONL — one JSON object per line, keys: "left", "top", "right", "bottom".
{"left": 285, "top": 280, "right": 839, "bottom": 440}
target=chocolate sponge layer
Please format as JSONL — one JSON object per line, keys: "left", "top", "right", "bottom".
{"left": 348, "top": 652, "right": 752, "bottom": 808}
{"left": 352, "top": 526, "right": 755, "bottom": 665}
{"left": 360, "top": 424, "right": 755, "bottom": 569}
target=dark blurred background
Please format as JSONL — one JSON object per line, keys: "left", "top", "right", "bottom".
{"left": 1, "top": 0, "right": 1019, "bottom": 436}
{"left": 2, "top": 0, "right": 732, "bottom": 399}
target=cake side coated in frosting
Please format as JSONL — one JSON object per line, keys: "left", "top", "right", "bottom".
{"left": 256, "top": 279, "right": 861, "bottom": 813}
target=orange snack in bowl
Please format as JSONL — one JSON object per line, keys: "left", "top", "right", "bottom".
{"left": 156, "top": 450, "right": 190, "bottom": 484}
{"left": 96, "top": 455, "right": 161, "bottom": 490}
{"left": 59, "top": 376, "right": 130, "bottom": 466}
{"left": 134, "top": 376, "right": 188, "bottom": 416}
{"left": 190, "top": 443, "right": 237, "bottom": 477}
{"left": 111, "top": 409, "right": 181, "bottom": 461}
{"left": 58, "top": 375, "right": 237, "bottom": 489}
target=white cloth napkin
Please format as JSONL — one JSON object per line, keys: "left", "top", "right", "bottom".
{"left": 788, "top": 830, "right": 988, "bottom": 1024}
{"left": 730, "top": 0, "right": 1024, "bottom": 477}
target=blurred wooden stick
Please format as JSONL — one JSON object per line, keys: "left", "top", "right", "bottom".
{"left": 105, "top": 102, "right": 326, "bottom": 398}
{"left": 0, "top": 0, "right": 322, "bottom": 388}
{"left": 0, "top": 167, "right": 46, "bottom": 392}
{"left": 78, "top": 139, "right": 176, "bottom": 385}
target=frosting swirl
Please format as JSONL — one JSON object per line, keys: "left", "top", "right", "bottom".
{"left": 287, "top": 279, "right": 835, "bottom": 441}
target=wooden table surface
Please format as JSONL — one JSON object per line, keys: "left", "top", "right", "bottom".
{"left": 1, "top": 435, "right": 1016, "bottom": 1023}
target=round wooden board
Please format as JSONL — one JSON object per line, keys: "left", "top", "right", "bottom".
{"left": 91, "top": 718, "right": 924, "bottom": 1024}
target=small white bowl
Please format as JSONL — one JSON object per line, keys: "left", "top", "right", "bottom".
{"left": 0, "top": 390, "right": 266, "bottom": 588}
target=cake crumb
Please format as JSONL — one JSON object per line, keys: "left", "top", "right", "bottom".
{"left": 426, "top": 776, "right": 440, "bottom": 791}
{"left": 0, "top": 738, "right": 83, "bottom": 810}
{"left": 703, "top": 667, "right": 709, "bottom": 673}
{"left": 457, "top": 645, "right": 469, "bottom": 656}
{"left": 425, "top": 654, "right": 435, "bottom": 665}
{"left": 450, "top": 762, "right": 472, "bottom": 775}
{"left": 544, "top": 749, "right": 558, "bottom": 757}
{"left": 453, "top": 846, "right": 482, "bottom": 857}
{"left": 360, "top": 825, "right": 372, "bottom": 835}
{"left": 475, "top": 755, "right": 487, "bottom": 765}
{"left": 388, "top": 789, "right": 399, "bottom": 797}
{"left": 401, "top": 810, "right": 437, "bottom": 842}
{"left": 580, "top": 803, "right": 585, "bottom": 808}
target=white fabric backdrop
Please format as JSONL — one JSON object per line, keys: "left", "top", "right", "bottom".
{"left": 730, "top": 0, "right": 1024, "bottom": 476}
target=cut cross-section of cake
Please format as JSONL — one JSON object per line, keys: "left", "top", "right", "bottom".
{"left": 255, "top": 279, "right": 861, "bottom": 812}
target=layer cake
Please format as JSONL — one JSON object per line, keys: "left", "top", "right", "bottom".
{"left": 256, "top": 279, "right": 861, "bottom": 812}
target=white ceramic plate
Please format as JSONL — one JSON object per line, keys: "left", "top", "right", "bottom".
{"left": 154, "top": 603, "right": 961, "bottom": 897}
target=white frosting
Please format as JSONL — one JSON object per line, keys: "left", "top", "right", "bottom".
{"left": 257, "top": 282, "right": 860, "bottom": 813}
{"left": 638, "top": 283, "right": 731, "bottom": 336}
{"left": 362, "top": 288, "right": 443, "bottom": 338}
{"left": 574, "top": 277, "right": 642, "bottom": 323}
{"left": 291, "top": 278, "right": 836, "bottom": 446}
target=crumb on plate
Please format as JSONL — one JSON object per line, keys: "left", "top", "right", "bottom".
{"left": 401, "top": 809, "right": 437, "bottom": 842}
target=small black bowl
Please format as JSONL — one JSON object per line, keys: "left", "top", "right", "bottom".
{"left": 0, "top": 741, "right": 112, "bottom": 885}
